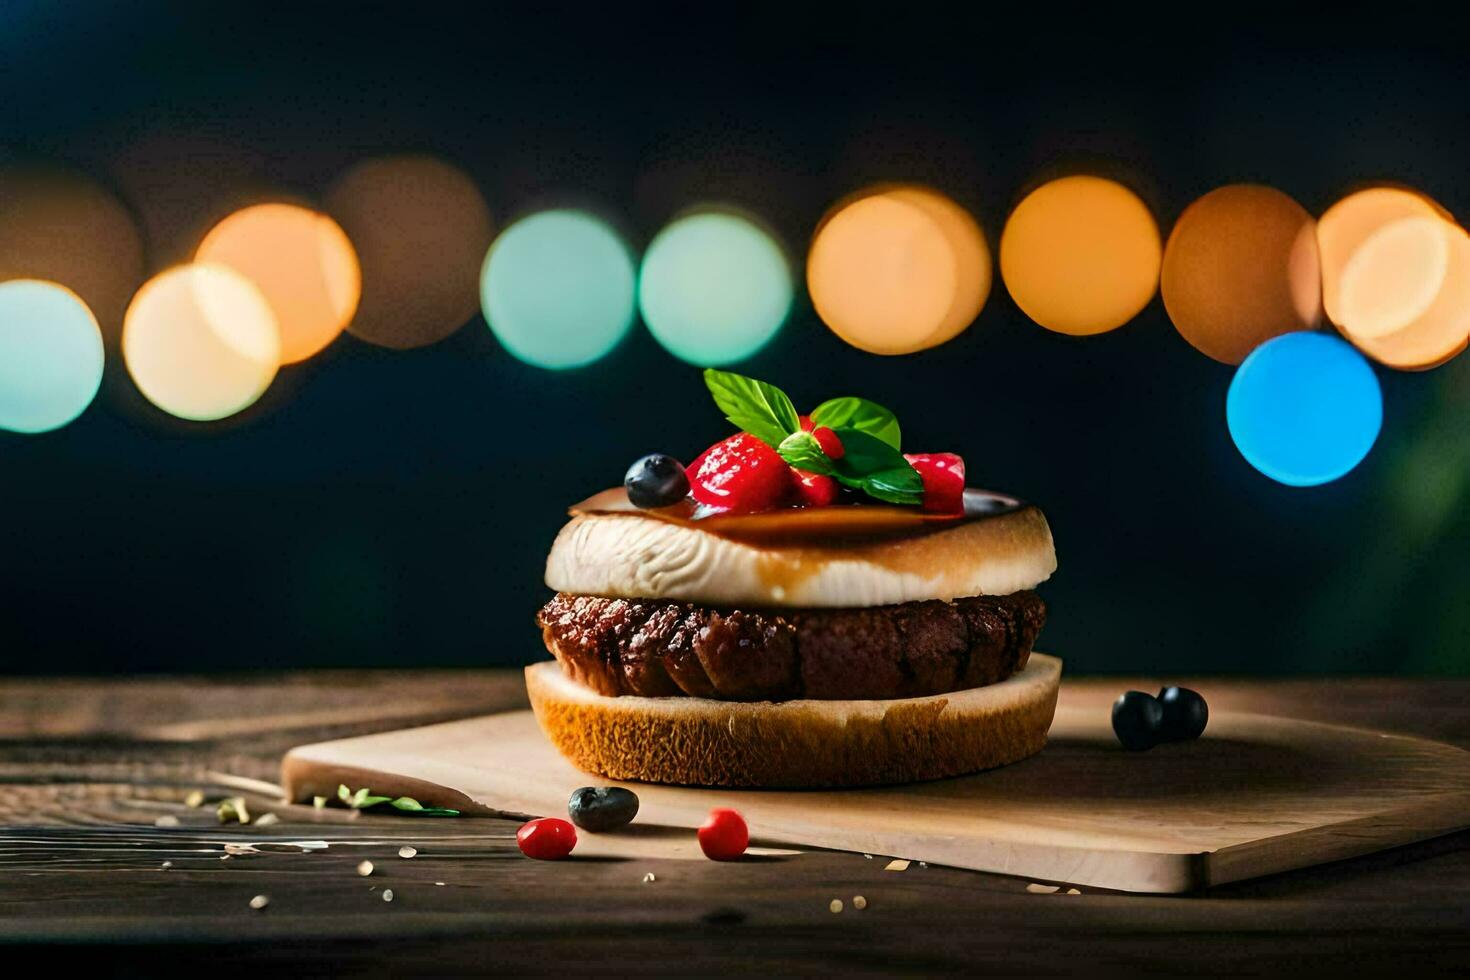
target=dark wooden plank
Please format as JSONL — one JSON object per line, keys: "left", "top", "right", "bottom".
{"left": 2, "top": 672, "right": 1469, "bottom": 974}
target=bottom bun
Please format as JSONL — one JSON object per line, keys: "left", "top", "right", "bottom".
{"left": 524, "top": 653, "right": 1062, "bottom": 788}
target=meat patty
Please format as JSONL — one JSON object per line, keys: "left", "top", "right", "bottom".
{"left": 537, "top": 591, "right": 1046, "bottom": 702}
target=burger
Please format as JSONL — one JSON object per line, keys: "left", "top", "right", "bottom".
{"left": 526, "top": 370, "right": 1059, "bottom": 787}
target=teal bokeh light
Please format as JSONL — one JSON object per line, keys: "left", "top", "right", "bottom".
{"left": 1226, "top": 332, "right": 1383, "bottom": 486}
{"left": 0, "top": 279, "right": 105, "bottom": 434}
{"left": 638, "top": 210, "right": 793, "bottom": 366}
{"left": 481, "top": 209, "right": 636, "bottom": 370}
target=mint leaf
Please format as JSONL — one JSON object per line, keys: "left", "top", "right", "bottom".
{"left": 810, "top": 397, "right": 901, "bottom": 450}
{"left": 831, "top": 428, "right": 923, "bottom": 505}
{"left": 703, "top": 369, "right": 801, "bottom": 448}
{"left": 777, "top": 430, "right": 836, "bottom": 475}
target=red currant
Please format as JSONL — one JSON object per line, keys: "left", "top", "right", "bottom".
{"left": 686, "top": 433, "right": 792, "bottom": 515}
{"left": 904, "top": 452, "right": 966, "bottom": 514}
{"left": 791, "top": 469, "right": 838, "bottom": 507}
{"left": 697, "top": 807, "right": 749, "bottom": 861}
{"left": 811, "top": 426, "right": 844, "bottom": 459}
{"left": 517, "top": 817, "right": 577, "bottom": 860}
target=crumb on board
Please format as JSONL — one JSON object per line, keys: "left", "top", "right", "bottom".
{"left": 382, "top": 889, "right": 394, "bottom": 903}
{"left": 853, "top": 895, "right": 868, "bottom": 910}
{"left": 829, "top": 899, "right": 843, "bottom": 913}
{"left": 1026, "top": 883, "right": 1061, "bottom": 894}
{"left": 863, "top": 853, "right": 872, "bottom": 859}
{"left": 358, "top": 860, "right": 374, "bottom": 877}
{"left": 398, "top": 846, "right": 418, "bottom": 859}
{"left": 642, "top": 872, "right": 656, "bottom": 883}
{"left": 313, "top": 796, "right": 327, "bottom": 809}
{"left": 434, "top": 881, "right": 445, "bottom": 886}
{"left": 883, "top": 859, "right": 910, "bottom": 872}
{"left": 154, "top": 815, "right": 180, "bottom": 828}
{"left": 249, "top": 895, "right": 269, "bottom": 911}
{"left": 160, "top": 861, "right": 172, "bottom": 870}
{"left": 254, "top": 812, "right": 280, "bottom": 827}
{"left": 1066, "top": 888, "right": 1082, "bottom": 895}
{"left": 185, "top": 790, "right": 205, "bottom": 808}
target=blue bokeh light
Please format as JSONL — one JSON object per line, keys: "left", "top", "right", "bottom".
{"left": 0, "top": 279, "right": 105, "bottom": 434}
{"left": 1226, "top": 332, "right": 1383, "bottom": 486}
{"left": 638, "top": 210, "right": 793, "bottom": 366}
{"left": 481, "top": 209, "right": 637, "bottom": 370}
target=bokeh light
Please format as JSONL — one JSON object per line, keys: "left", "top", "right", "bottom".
{"left": 196, "top": 203, "right": 360, "bottom": 364}
{"left": 323, "top": 155, "right": 494, "bottom": 350}
{"left": 1319, "top": 187, "right": 1470, "bottom": 370}
{"left": 1227, "top": 332, "right": 1382, "bottom": 486}
{"left": 999, "top": 175, "right": 1161, "bottom": 336}
{"left": 0, "top": 280, "right": 105, "bottom": 434}
{"left": 808, "top": 185, "right": 990, "bottom": 355}
{"left": 638, "top": 209, "right": 792, "bottom": 365}
{"left": 0, "top": 164, "right": 145, "bottom": 348}
{"left": 481, "top": 209, "right": 636, "bottom": 369}
{"left": 122, "top": 264, "right": 281, "bottom": 421}
{"left": 1161, "top": 184, "right": 1321, "bottom": 364}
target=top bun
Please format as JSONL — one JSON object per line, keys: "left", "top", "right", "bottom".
{"left": 545, "top": 496, "right": 1056, "bottom": 608}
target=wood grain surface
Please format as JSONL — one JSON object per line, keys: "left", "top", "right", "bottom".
{"left": 3, "top": 670, "right": 1470, "bottom": 974}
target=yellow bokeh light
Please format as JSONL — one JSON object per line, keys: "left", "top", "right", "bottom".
{"left": 999, "top": 175, "right": 1161, "bottom": 336}
{"left": 1319, "top": 186, "right": 1470, "bottom": 370}
{"left": 0, "top": 164, "right": 146, "bottom": 348}
{"left": 122, "top": 264, "right": 281, "bottom": 421}
{"left": 1160, "top": 184, "right": 1321, "bottom": 364}
{"left": 324, "top": 155, "right": 494, "bottom": 350}
{"left": 808, "top": 186, "right": 989, "bottom": 355}
{"left": 196, "top": 203, "right": 360, "bottom": 364}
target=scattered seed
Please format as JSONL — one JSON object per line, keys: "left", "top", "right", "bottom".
{"left": 313, "top": 796, "right": 327, "bottom": 809}
{"left": 853, "top": 895, "right": 867, "bottom": 910}
{"left": 357, "top": 860, "right": 374, "bottom": 877}
{"left": 919, "top": 862, "right": 928, "bottom": 868}
{"left": 1066, "top": 888, "right": 1082, "bottom": 895}
{"left": 434, "top": 881, "right": 445, "bottom": 886}
{"left": 382, "top": 889, "right": 394, "bottom": 903}
{"left": 642, "top": 872, "right": 656, "bottom": 883}
{"left": 398, "top": 846, "right": 417, "bottom": 859}
{"left": 184, "top": 790, "right": 205, "bottom": 808}
{"left": 220, "top": 855, "right": 231, "bottom": 861}
{"left": 154, "top": 815, "right": 180, "bottom": 828}
{"left": 254, "top": 813, "right": 280, "bottom": 827}
{"left": 829, "top": 899, "right": 843, "bottom": 913}
{"left": 883, "top": 859, "right": 910, "bottom": 872}
{"left": 160, "top": 861, "right": 173, "bottom": 870}
{"left": 1026, "top": 883, "right": 1061, "bottom": 894}
{"left": 249, "top": 895, "right": 269, "bottom": 910}
{"left": 863, "top": 853, "right": 873, "bottom": 859}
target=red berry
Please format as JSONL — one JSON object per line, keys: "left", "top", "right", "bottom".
{"left": 697, "top": 807, "right": 749, "bottom": 861}
{"left": 686, "top": 433, "right": 792, "bottom": 515}
{"left": 811, "top": 426, "right": 844, "bottom": 460}
{"left": 799, "top": 414, "right": 815, "bottom": 432}
{"left": 791, "top": 469, "right": 838, "bottom": 507}
{"left": 904, "top": 452, "right": 966, "bottom": 514}
{"left": 517, "top": 817, "right": 577, "bottom": 860}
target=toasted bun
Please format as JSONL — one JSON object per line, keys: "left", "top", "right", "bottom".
{"left": 524, "top": 653, "right": 1061, "bottom": 788}
{"left": 544, "top": 505, "right": 1056, "bottom": 608}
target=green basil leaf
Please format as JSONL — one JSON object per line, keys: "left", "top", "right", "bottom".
{"left": 777, "top": 430, "right": 835, "bottom": 475}
{"left": 831, "top": 428, "right": 924, "bottom": 505}
{"left": 810, "top": 397, "right": 901, "bottom": 450}
{"left": 703, "top": 369, "right": 801, "bottom": 448}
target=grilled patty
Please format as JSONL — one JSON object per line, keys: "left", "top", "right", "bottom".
{"left": 537, "top": 591, "right": 1045, "bottom": 702}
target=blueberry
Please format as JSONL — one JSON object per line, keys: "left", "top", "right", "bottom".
{"left": 1111, "top": 690, "right": 1164, "bottom": 751}
{"left": 1158, "top": 686, "right": 1208, "bottom": 741}
{"left": 624, "top": 454, "right": 690, "bottom": 509}
{"left": 567, "top": 786, "right": 639, "bottom": 832}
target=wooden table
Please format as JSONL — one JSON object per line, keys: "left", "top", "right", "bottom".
{"left": 3, "top": 672, "right": 1468, "bottom": 974}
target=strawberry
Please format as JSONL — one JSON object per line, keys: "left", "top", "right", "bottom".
{"left": 687, "top": 433, "right": 792, "bottom": 514}
{"left": 903, "top": 452, "right": 965, "bottom": 514}
{"left": 799, "top": 415, "right": 815, "bottom": 432}
{"left": 810, "top": 426, "right": 844, "bottom": 460}
{"left": 791, "top": 469, "right": 838, "bottom": 507}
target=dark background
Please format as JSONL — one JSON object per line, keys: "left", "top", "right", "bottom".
{"left": 1, "top": 3, "right": 1465, "bottom": 674}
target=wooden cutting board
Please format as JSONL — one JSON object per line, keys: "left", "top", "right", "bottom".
{"left": 282, "top": 675, "right": 1470, "bottom": 893}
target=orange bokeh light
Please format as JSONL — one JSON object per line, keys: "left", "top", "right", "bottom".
{"left": 1318, "top": 187, "right": 1470, "bottom": 370}
{"left": 1000, "top": 176, "right": 1161, "bottom": 336}
{"left": 1160, "top": 184, "right": 1321, "bottom": 364}
{"left": 197, "top": 203, "right": 360, "bottom": 364}
{"left": 807, "top": 185, "right": 989, "bottom": 355}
